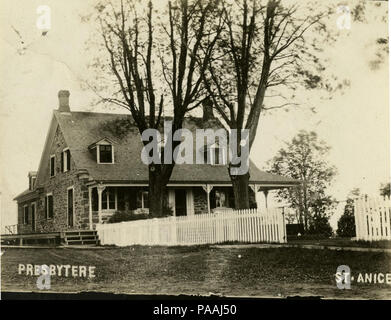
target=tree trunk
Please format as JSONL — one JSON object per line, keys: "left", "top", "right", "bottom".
{"left": 230, "top": 171, "right": 250, "bottom": 209}
{"left": 148, "top": 164, "right": 166, "bottom": 217}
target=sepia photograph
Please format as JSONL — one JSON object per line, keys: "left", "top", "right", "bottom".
{"left": 0, "top": 0, "right": 390, "bottom": 306}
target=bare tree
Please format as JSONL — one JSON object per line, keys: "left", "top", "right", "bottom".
{"left": 201, "top": 0, "right": 336, "bottom": 209}
{"left": 94, "top": 0, "right": 220, "bottom": 216}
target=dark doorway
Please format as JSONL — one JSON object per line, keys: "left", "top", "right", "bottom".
{"left": 175, "top": 189, "right": 187, "bottom": 216}
{"left": 67, "top": 188, "right": 74, "bottom": 227}
{"left": 31, "top": 203, "right": 36, "bottom": 231}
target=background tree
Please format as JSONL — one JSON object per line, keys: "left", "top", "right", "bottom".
{"left": 336, "top": 188, "right": 360, "bottom": 238}
{"left": 200, "top": 0, "right": 345, "bottom": 209}
{"left": 267, "top": 130, "right": 337, "bottom": 231}
{"left": 379, "top": 182, "right": 390, "bottom": 198}
{"left": 90, "top": 0, "right": 220, "bottom": 216}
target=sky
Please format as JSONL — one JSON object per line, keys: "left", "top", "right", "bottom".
{"left": 0, "top": 0, "right": 389, "bottom": 230}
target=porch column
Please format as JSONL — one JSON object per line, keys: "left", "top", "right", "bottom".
{"left": 250, "top": 184, "right": 262, "bottom": 210}
{"left": 202, "top": 184, "right": 213, "bottom": 214}
{"left": 97, "top": 185, "right": 106, "bottom": 224}
{"left": 88, "top": 187, "right": 93, "bottom": 230}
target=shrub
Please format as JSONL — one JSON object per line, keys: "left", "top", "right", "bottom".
{"left": 107, "top": 205, "right": 174, "bottom": 223}
{"left": 307, "top": 215, "right": 333, "bottom": 237}
{"left": 336, "top": 198, "right": 356, "bottom": 237}
{"left": 337, "top": 211, "right": 356, "bottom": 237}
{"left": 107, "top": 211, "right": 149, "bottom": 223}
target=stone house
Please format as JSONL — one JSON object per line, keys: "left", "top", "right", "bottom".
{"left": 14, "top": 90, "right": 298, "bottom": 234}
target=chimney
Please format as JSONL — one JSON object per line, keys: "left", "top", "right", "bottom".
{"left": 202, "top": 98, "right": 214, "bottom": 122}
{"left": 58, "top": 90, "right": 70, "bottom": 112}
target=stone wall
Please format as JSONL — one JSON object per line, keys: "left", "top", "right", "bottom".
{"left": 17, "top": 125, "right": 89, "bottom": 233}
{"left": 193, "top": 187, "right": 208, "bottom": 214}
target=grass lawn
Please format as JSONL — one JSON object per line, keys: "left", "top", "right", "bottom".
{"left": 1, "top": 246, "right": 390, "bottom": 299}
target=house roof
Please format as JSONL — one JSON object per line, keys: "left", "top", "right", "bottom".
{"left": 50, "top": 110, "right": 299, "bottom": 187}
{"left": 13, "top": 188, "right": 38, "bottom": 202}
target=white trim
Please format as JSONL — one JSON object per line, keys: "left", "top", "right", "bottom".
{"left": 49, "top": 154, "right": 55, "bottom": 177}
{"left": 66, "top": 186, "right": 75, "bottom": 228}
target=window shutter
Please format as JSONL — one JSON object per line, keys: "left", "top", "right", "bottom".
{"left": 45, "top": 197, "right": 48, "bottom": 219}
{"left": 49, "top": 196, "right": 53, "bottom": 218}
{"left": 67, "top": 149, "right": 71, "bottom": 171}
{"left": 61, "top": 152, "right": 64, "bottom": 172}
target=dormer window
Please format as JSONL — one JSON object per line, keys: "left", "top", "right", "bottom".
{"left": 99, "top": 145, "right": 113, "bottom": 163}
{"left": 88, "top": 138, "right": 115, "bottom": 164}
{"left": 31, "top": 177, "right": 36, "bottom": 189}
{"left": 203, "top": 143, "right": 226, "bottom": 165}
{"left": 61, "top": 148, "right": 71, "bottom": 172}
{"left": 28, "top": 172, "right": 37, "bottom": 190}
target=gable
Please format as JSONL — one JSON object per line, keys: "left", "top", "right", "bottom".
{"left": 35, "top": 114, "right": 73, "bottom": 187}
{"left": 35, "top": 114, "right": 59, "bottom": 188}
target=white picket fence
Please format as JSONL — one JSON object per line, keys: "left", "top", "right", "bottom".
{"left": 96, "top": 208, "right": 287, "bottom": 246}
{"left": 354, "top": 196, "right": 391, "bottom": 241}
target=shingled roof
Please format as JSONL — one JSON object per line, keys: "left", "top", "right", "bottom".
{"left": 47, "top": 110, "right": 298, "bottom": 186}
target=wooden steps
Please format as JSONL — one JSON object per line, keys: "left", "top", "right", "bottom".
{"left": 62, "top": 230, "right": 99, "bottom": 246}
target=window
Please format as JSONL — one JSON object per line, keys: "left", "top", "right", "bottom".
{"left": 137, "top": 190, "right": 149, "bottom": 209}
{"left": 45, "top": 194, "right": 54, "bottom": 219}
{"left": 23, "top": 205, "right": 29, "bottom": 224}
{"left": 215, "top": 190, "right": 228, "bottom": 208}
{"left": 99, "top": 145, "right": 113, "bottom": 163}
{"left": 50, "top": 155, "right": 55, "bottom": 177}
{"left": 102, "top": 189, "right": 115, "bottom": 210}
{"left": 61, "top": 148, "right": 71, "bottom": 172}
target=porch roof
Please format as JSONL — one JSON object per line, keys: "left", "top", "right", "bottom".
{"left": 13, "top": 188, "right": 39, "bottom": 202}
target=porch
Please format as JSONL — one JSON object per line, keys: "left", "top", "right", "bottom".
{"left": 87, "top": 183, "right": 272, "bottom": 228}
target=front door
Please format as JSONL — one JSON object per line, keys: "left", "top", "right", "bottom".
{"left": 175, "top": 189, "right": 187, "bottom": 216}
{"left": 67, "top": 188, "right": 74, "bottom": 227}
{"left": 31, "top": 203, "right": 36, "bottom": 231}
